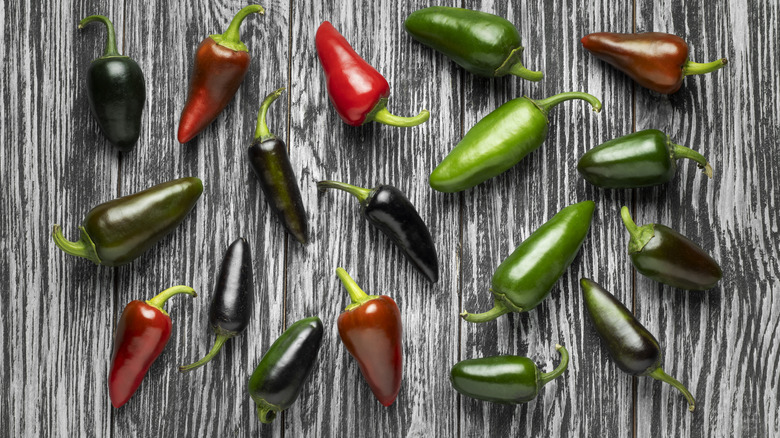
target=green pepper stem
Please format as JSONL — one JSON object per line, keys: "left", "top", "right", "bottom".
{"left": 495, "top": 46, "right": 544, "bottom": 81}
{"left": 683, "top": 58, "right": 728, "bottom": 77}
{"left": 52, "top": 225, "right": 102, "bottom": 265}
{"left": 178, "top": 333, "right": 231, "bottom": 372}
{"left": 648, "top": 367, "right": 696, "bottom": 412}
{"left": 508, "top": 63, "right": 544, "bottom": 81}
{"left": 370, "top": 107, "right": 430, "bottom": 127}
{"left": 459, "top": 300, "right": 511, "bottom": 323}
{"left": 336, "top": 268, "right": 379, "bottom": 311}
{"left": 211, "top": 5, "right": 265, "bottom": 52}
{"left": 540, "top": 344, "right": 570, "bottom": 386}
{"left": 620, "top": 206, "right": 655, "bottom": 254}
{"left": 670, "top": 144, "right": 713, "bottom": 178}
{"left": 533, "top": 92, "right": 602, "bottom": 115}
{"left": 255, "top": 400, "right": 280, "bottom": 423}
{"left": 79, "top": 15, "right": 120, "bottom": 57}
{"left": 255, "top": 87, "right": 285, "bottom": 141}
{"left": 146, "top": 285, "right": 197, "bottom": 315}
{"left": 317, "top": 180, "right": 372, "bottom": 204}
{"left": 620, "top": 206, "right": 639, "bottom": 234}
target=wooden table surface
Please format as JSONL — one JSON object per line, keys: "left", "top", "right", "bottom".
{"left": 2, "top": 0, "right": 778, "bottom": 436}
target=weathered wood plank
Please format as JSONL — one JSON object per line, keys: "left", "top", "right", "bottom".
{"left": 459, "top": 1, "right": 634, "bottom": 436}
{"left": 635, "top": 1, "right": 780, "bottom": 437}
{"left": 0, "top": 1, "right": 123, "bottom": 437}
{"left": 285, "top": 0, "right": 461, "bottom": 436}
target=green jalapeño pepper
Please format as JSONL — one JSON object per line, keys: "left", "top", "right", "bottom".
{"left": 461, "top": 201, "right": 595, "bottom": 323}
{"left": 578, "top": 129, "right": 713, "bottom": 188}
{"left": 580, "top": 278, "right": 695, "bottom": 411}
{"left": 450, "top": 344, "right": 569, "bottom": 404}
{"left": 52, "top": 177, "right": 203, "bottom": 266}
{"left": 430, "top": 92, "right": 601, "bottom": 193}
{"left": 404, "top": 6, "right": 542, "bottom": 81}
{"left": 620, "top": 207, "right": 722, "bottom": 290}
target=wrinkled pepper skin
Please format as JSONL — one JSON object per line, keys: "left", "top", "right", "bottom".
{"left": 109, "top": 286, "right": 197, "bottom": 408}
{"left": 404, "top": 7, "right": 542, "bottom": 81}
{"left": 430, "top": 92, "right": 601, "bottom": 193}
{"left": 79, "top": 15, "right": 145, "bottom": 152}
{"left": 450, "top": 345, "right": 569, "bottom": 404}
{"left": 620, "top": 207, "right": 722, "bottom": 290}
{"left": 318, "top": 181, "right": 438, "bottom": 283}
{"left": 52, "top": 177, "right": 203, "bottom": 266}
{"left": 179, "top": 238, "right": 253, "bottom": 372}
{"left": 315, "top": 21, "right": 430, "bottom": 127}
{"left": 249, "top": 317, "right": 323, "bottom": 424}
{"left": 336, "top": 268, "right": 402, "bottom": 406}
{"left": 248, "top": 88, "right": 308, "bottom": 244}
{"left": 581, "top": 32, "right": 728, "bottom": 94}
{"left": 580, "top": 278, "right": 695, "bottom": 411}
{"left": 578, "top": 129, "right": 713, "bottom": 188}
{"left": 178, "top": 5, "right": 264, "bottom": 143}
{"left": 461, "top": 201, "right": 595, "bottom": 323}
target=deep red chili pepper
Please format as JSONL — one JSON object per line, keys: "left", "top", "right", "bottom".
{"left": 335, "top": 268, "right": 402, "bottom": 406}
{"left": 108, "top": 285, "right": 197, "bottom": 408}
{"left": 177, "top": 5, "right": 264, "bottom": 143}
{"left": 581, "top": 32, "right": 727, "bottom": 94}
{"left": 315, "top": 21, "right": 429, "bottom": 127}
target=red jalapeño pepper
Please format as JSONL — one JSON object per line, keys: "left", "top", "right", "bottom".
{"left": 177, "top": 5, "right": 265, "bottom": 143}
{"left": 109, "top": 285, "right": 197, "bottom": 408}
{"left": 336, "top": 268, "right": 402, "bottom": 406}
{"left": 315, "top": 21, "right": 430, "bottom": 127}
{"left": 581, "top": 32, "right": 727, "bottom": 94}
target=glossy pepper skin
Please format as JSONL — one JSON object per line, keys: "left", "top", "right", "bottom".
{"left": 109, "top": 285, "right": 197, "bottom": 408}
{"left": 404, "top": 7, "right": 542, "bottom": 81}
{"left": 430, "top": 92, "right": 601, "bottom": 193}
{"left": 336, "top": 268, "right": 402, "bottom": 406}
{"left": 580, "top": 278, "right": 695, "bottom": 411}
{"left": 52, "top": 177, "right": 203, "bottom": 266}
{"left": 249, "top": 317, "right": 323, "bottom": 423}
{"left": 581, "top": 32, "right": 728, "bottom": 94}
{"left": 620, "top": 207, "right": 722, "bottom": 290}
{"left": 248, "top": 88, "right": 308, "bottom": 244}
{"left": 79, "top": 15, "right": 145, "bottom": 152}
{"left": 450, "top": 345, "right": 569, "bottom": 404}
{"left": 318, "top": 181, "right": 438, "bottom": 283}
{"left": 315, "top": 21, "right": 430, "bottom": 127}
{"left": 178, "top": 5, "right": 264, "bottom": 143}
{"left": 578, "top": 129, "right": 713, "bottom": 189}
{"left": 461, "top": 201, "right": 595, "bottom": 323}
{"left": 180, "top": 238, "right": 253, "bottom": 372}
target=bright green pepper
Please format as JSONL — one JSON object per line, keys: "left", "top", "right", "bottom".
{"left": 429, "top": 92, "right": 601, "bottom": 193}
{"left": 404, "top": 6, "right": 542, "bottom": 81}
{"left": 450, "top": 345, "right": 569, "bottom": 404}
{"left": 577, "top": 129, "right": 713, "bottom": 188}
{"left": 461, "top": 201, "right": 595, "bottom": 323}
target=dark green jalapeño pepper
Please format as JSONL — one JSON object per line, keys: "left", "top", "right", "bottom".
{"left": 52, "top": 177, "right": 203, "bottom": 266}
{"left": 430, "top": 92, "right": 601, "bottom": 193}
{"left": 79, "top": 15, "right": 146, "bottom": 152}
{"left": 580, "top": 278, "right": 695, "bottom": 411}
{"left": 249, "top": 316, "right": 324, "bottom": 424}
{"left": 461, "top": 201, "right": 595, "bottom": 323}
{"left": 621, "top": 207, "right": 722, "bottom": 290}
{"left": 577, "top": 129, "right": 713, "bottom": 188}
{"left": 404, "top": 6, "right": 542, "bottom": 81}
{"left": 450, "top": 345, "right": 569, "bottom": 404}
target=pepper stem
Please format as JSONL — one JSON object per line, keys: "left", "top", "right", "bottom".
{"left": 533, "top": 92, "right": 602, "bottom": 115}
{"left": 540, "top": 344, "right": 570, "bottom": 386}
{"left": 459, "top": 300, "right": 511, "bottom": 323}
{"left": 211, "top": 5, "right": 265, "bottom": 52}
{"left": 620, "top": 206, "right": 655, "bottom": 254}
{"left": 52, "top": 225, "right": 102, "bottom": 265}
{"left": 255, "top": 87, "right": 285, "bottom": 141}
{"left": 178, "top": 333, "right": 231, "bottom": 372}
{"left": 683, "top": 58, "right": 728, "bottom": 77}
{"left": 146, "top": 285, "right": 197, "bottom": 315}
{"left": 508, "top": 63, "right": 545, "bottom": 82}
{"left": 255, "top": 399, "right": 280, "bottom": 423}
{"left": 494, "top": 46, "right": 544, "bottom": 81}
{"left": 317, "top": 180, "right": 372, "bottom": 204}
{"left": 336, "top": 268, "right": 378, "bottom": 311}
{"left": 670, "top": 143, "right": 713, "bottom": 178}
{"left": 368, "top": 105, "right": 430, "bottom": 127}
{"left": 648, "top": 367, "right": 696, "bottom": 412}
{"left": 79, "top": 15, "right": 121, "bottom": 57}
